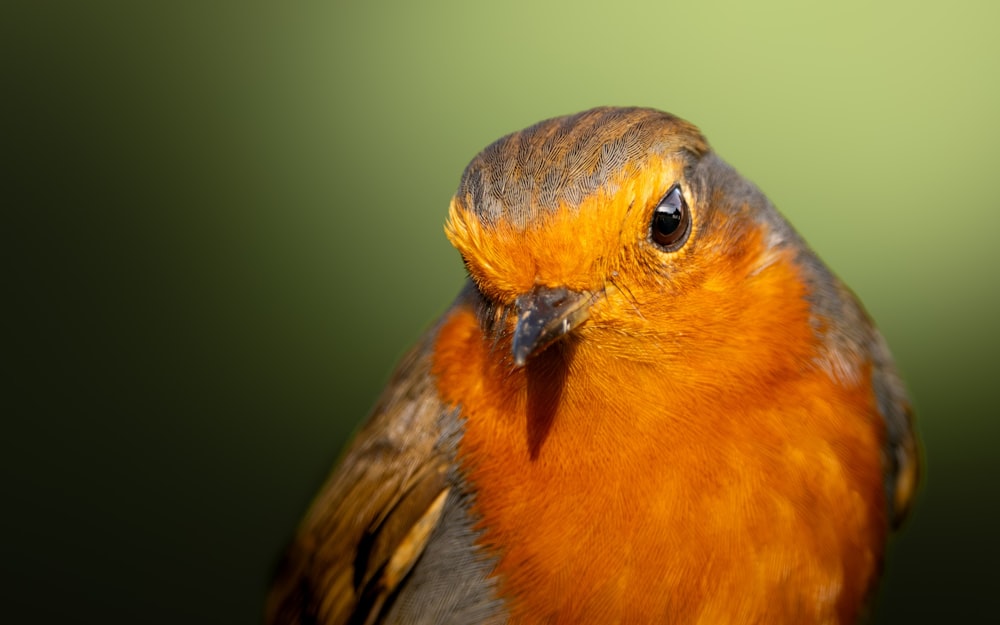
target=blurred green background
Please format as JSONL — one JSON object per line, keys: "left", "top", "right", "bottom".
{"left": 4, "top": 0, "right": 998, "bottom": 622}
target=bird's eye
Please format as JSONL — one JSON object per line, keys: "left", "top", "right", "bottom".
{"left": 650, "top": 185, "right": 691, "bottom": 251}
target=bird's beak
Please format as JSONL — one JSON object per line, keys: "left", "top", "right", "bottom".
{"left": 512, "top": 286, "right": 594, "bottom": 367}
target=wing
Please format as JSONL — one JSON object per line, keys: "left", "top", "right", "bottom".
{"left": 868, "top": 324, "right": 921, "bottom": 528}
{"left": 822, "top": 274, "right": 921, "bottom": 529}
{"left": 266, "top": 297, "right": 504, "bottom": 625}
{"left": 265, "top": 330, "right": 450, "bottom": 625}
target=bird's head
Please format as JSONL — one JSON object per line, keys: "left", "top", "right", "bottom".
{"left": 445, "top": 107, "right": 839, "bottom": 389}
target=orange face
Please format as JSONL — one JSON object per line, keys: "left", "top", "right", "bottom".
{"left": 446, "top": 145, "right": 818, "bottom": 396}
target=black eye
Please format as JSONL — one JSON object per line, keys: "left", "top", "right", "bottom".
{"left": 650, "top": 185, "right": 691, "bottom": 250}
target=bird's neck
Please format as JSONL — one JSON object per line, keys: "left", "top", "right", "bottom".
{"left": 430, "top": 291, "right": 886, "bottom": 624}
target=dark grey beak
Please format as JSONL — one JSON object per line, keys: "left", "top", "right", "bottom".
{"left": 511, "top": 286, "right": 594, "bottom": 367}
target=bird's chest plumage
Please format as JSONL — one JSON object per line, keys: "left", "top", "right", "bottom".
{"left": 433, "top": 305, "right": 887, "bottom": 625}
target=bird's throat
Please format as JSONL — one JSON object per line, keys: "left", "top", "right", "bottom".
{"left": 431, "top": 299, "right": 886, "bottom": 625}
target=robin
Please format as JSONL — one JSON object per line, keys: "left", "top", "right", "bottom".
{"left": 267, "top": 107, "right": 920, "bottom": 624}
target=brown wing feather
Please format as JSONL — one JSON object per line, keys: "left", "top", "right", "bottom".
{"left": 266, "top": 330, "right": 452, "bottom": 625}
{"left": 868, "top": 325, "right": 921, "bottom": 528}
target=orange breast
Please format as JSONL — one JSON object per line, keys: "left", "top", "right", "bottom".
{"left": 432, "top": 303, "right": 887, "bottom": 625}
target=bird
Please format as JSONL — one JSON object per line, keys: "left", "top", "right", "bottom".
{"left": 266, "top": 106, "right": 920, "bottom": 625}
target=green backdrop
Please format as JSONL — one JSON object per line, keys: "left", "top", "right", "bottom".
{"left": 6, "top": 1, "right": 998, "bottom": 622}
